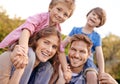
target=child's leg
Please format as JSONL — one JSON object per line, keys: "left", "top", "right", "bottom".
{"left": 19, "top": 48, "right": 36, "bottom": 84}
{"left": 84, "top": 58, "right": 98, "bottom": 84}
{"left": 0, "top": 51, "right": 12, "bottom": 84}
{"left": 85, "top": 69, "right": 98, "bottom": 84}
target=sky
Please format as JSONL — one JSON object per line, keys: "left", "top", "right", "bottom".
{"left": 0, "top": 0, "right": 120, "bottom": 38}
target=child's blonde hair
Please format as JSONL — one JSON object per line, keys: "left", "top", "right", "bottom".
{"left": 86, "top": 7, "right": 106, "bottom": 27}
{"left": 49, "top": 0, "right": 75, "bottom": 18}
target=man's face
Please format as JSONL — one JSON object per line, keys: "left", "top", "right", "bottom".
{"left": 68, "top": 40, "right": 89, "bottom": 68}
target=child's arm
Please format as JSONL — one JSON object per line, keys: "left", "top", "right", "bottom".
{"left": 11, "top": 29, "right": 30, "bottom": 69}
{"left": 58, "top": 36, "right": 71, "bottom": 82}
{"left": 95, "top": 46, "right": 105, "bottom": 73}
{"left": 56, "top": 65, "right": 66, "bottom": 84}
{"left": 19, "top": 29, "right": 31, "bottom": 53}
{"left": 58, "top": 52, "right": 71, "bottom": 83}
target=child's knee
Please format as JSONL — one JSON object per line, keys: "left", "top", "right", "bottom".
{"left": 85, "top": 68, "right": 98, "bottom": 79}
{"left": 85, "top": 70, "right": 98, "bottom": 84}
{"left": 86, "top": 71, "right": 97, "bottom": 78}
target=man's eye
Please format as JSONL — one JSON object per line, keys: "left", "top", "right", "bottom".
{"left": 71, "top": 48, "right": 76, "bottom": 51}
{"left": 80, "top": 50, "right": 86, "bottom": 54}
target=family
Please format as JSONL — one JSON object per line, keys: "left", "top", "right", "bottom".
{"left": 0, "top": 0, "right": 118, "bottom": 84}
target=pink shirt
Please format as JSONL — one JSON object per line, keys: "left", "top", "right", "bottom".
{"left": 0, "top": 12, "right": 61, "bottom": 48}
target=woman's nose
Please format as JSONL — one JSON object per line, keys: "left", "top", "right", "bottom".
{"left": 47, "top": 46, "right": 52, "bottom": 52}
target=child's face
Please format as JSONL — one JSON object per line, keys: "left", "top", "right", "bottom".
{"left": 86, "top": 11, "right": 101, "bottom": 27}
{"left": 49, "top": 3, "right": 71, "bottom": 24}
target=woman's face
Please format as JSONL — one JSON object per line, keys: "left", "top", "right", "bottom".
{"left": 35, "top": 35, "right": 59, "bottom": 62}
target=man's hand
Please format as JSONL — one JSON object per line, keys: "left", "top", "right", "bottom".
{"left": 99, "top": 73, "right": 118, "bottom": 84}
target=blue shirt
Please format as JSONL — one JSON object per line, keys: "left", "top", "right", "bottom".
{"left": 28, "top": 62, "right": 53, "bottom": 84}
{"left": 69, "top": 71, "right": 86, "bottom": 84}
{"left": 67, "top": 57, "right": 86, "bottom": 84}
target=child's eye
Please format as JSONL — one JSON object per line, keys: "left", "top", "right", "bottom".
{"left": 64, "top": 13, "right": 69, "bottom": 17}
{"left": 92, "top": 13, "right": 96, "bottom": 16}
{"left": 57, "top": 8, "right": 61, "bottom": 11}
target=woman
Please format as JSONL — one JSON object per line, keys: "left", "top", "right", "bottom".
{"left": 0, "top": 26, "right": 61, "bottom": 84}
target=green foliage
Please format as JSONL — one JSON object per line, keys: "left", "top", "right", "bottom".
{"left": 0, "top": 7, "right": 25, "bottom": 53}
{"left": 61, "top": 34, "right": 69, "bottom": 55}
{"left": 102, "top": 33, "right": 120, "bottom": 80}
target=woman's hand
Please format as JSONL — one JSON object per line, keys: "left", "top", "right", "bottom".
{"left": 10, "top": 45, "right": 28, "bottom": 69}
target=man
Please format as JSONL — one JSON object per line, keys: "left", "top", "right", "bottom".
{"left": 56, "top": 34, "right": 118, "bottom": 84}
{"left": 56, "top": 34, "right": 93, "bottom": 84}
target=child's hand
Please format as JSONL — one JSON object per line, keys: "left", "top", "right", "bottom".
{"left": 56, "top": 65, "right": 66, "bottom": 84}
{"left": 10, "top": 45, "right": 28, "bottom": 69}
{"left": 63, "top": 65, "right": 72, "bottom": 83}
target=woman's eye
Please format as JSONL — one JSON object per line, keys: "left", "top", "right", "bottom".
{"left": 52, "top": 45, "right": 57, "bottom": 49}
{"left": 44, "top": 41, "right": 49, "bottom": 45}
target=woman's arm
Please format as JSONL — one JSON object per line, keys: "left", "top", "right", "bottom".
{"left": 8, "top": 68, "right": 25, "bottom": 84}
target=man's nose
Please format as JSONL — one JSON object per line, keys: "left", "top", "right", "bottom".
{"left": 74, "top": 51, "right": 79, "bottom": 58}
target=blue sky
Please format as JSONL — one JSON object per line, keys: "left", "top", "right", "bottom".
{"left": 0, "top": 0, "right": 120, "bottom": 38}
